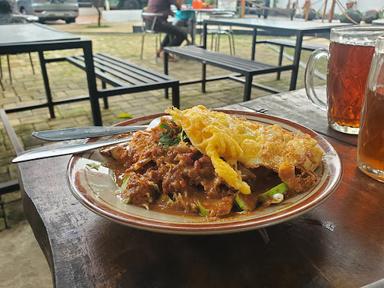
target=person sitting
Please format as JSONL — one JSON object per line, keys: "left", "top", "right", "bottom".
{"left": 144, "top": 0, "right": 189, "bottom": 58}
{"left": 173, "top": 0, "right": 195, "bottom": 38}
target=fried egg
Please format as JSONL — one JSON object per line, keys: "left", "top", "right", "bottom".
{"left": 167, "top": 105, "right": 324, "bottom": 195}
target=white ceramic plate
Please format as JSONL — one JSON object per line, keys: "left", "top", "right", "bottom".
{"left": 67, "top": 110, "right": 342, "bottom": 235}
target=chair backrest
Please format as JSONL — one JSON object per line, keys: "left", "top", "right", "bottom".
{"left": 141, "top": 12, "right": 164, "bottom": 32}
{"left": 217, "top": 0, "right": 237, "bottom": 13}
{"left": 208, "top": 10, "right": 236, "bottom": 19}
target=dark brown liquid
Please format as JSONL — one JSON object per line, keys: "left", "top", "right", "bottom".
{"left": 327, "top": 42, "right": 375, "bottom": 128}
{"left": 358, "top": 87, "right": 384, "bottom": 171}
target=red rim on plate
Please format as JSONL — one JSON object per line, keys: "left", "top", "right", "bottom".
{"left": 67, "top": 110, "right": 342, "bottom": 235}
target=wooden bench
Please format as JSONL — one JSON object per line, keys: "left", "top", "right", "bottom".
{"left": 66, "top": 53, "right": 180, "bottom": 124}
{"left": 163, "top": 46, "right": 293, "bottom": 101}
{"left": 255, "top": 39, "right": 328, "bottom": 80}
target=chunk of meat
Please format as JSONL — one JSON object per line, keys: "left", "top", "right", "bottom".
{"left": 120, "top": 174, "right": 159, "bottom": 207}
{"left": 202, "top": 195, "right": 235, "bottom": 217}
{"left": 100, "top": 143, "right": 130, "bottom": 163}
{"left": 278, "top": 163, "right": 318, "bottom": 193}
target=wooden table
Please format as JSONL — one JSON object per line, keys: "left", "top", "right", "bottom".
{"left": 202, "top": 18, "right": 347, "bottom": 90}
{"left": 19, "top": 89, "right": 384, "bottom": 287}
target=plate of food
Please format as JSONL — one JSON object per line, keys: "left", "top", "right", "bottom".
{"left": 67, "top": 105, "right": 342, "bottom": 234}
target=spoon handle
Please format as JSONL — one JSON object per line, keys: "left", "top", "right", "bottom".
{"left": 32, "top": 125, "right": 147, "bottom": 141}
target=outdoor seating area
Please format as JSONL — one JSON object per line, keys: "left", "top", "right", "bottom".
{"left": 1, "top": 0, "right": 384, "bottom": 287}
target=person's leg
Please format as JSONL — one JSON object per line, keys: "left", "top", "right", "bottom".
{"left": 155, "top": 21, "right": 173, "bottom": 47}
{"left": 155, "top": 21, "right": 187, "bottom": 47}
{"left": 263, "top": 0, "right": 270, "bottom": 18}
{"left": 174, "top": 19, "right": 192, "bottom": 44}
{"left": 168, "top": 24, "right": 188, "bottom": 46}
{"left": 153, "top": 21, "right": 171, "bottom": 57}
{"left": 161, "top": 34, "right": 171, "bottom": 48}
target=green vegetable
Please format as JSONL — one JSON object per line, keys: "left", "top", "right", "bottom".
{"left": 180, "top": 130, "right": 188, "bottom": 142}
{"left": 159, "top": 133, "right": 180, "bottom": 147}
{"left": 158, "top": 122, "right": 189, "bottom": 147}
{"left": 159, "top": 123, "right": 169, "bottom": 129}
{"left": 235, "top": 193, "right": 258, "bottom": 211}
{"left": 86, "top": 163, "right": 101, "bottom": 170}
{"left": 119, "top": 175, "right": 130, "bottom": 192}
{"left": 196, "top": 201, "right": 209, "bottom": 217}
{"left": 258, "top": 183, "right": 288, "bottom": 203}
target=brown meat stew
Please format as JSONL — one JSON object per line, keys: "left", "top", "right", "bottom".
{"left": 101, "top": 118, "right": 318, "bottom": 218}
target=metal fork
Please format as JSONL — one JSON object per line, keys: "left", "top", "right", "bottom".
{"left": 239, "top": 104, "right": 269, "bottom": 114}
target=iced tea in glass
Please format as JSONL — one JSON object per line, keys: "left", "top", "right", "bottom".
{"left": 305, "top": 26, "right": 384, "bottom": 135}
{"left": 357, "top": 37, "right": 384, "bottom": 182}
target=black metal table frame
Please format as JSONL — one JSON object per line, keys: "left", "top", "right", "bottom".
{"left": 0, "top": 39, "right": 103, "bottom": 125}
{"left": 202, "top": 19, "right": 334, "bottom": 91}
{"left": 0, "top": 39, "right": 102, "bottom": 198}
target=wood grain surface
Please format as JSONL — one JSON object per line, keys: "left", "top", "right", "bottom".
{"left": 19, "top": 89, "right": 384, "bottom": 288}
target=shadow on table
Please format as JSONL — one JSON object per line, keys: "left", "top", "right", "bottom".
{"left": 89, "top": 216, "right": 330, "bottom": 288}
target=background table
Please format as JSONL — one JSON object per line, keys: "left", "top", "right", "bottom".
{"left": 19, "top": 89, "right": 384, "bottom": 287}
{"left": 184, "top": 8, "right": 236, "bottom": 44}
{"left": 0, "top": 23, "right": 100, "bottom": 124}
{"left": 202, "top": 18, "right": 346, "bottom": 90}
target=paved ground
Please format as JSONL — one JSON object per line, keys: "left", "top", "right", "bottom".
{"left": 0, "top": 22, "right": 328, "bottom": 287}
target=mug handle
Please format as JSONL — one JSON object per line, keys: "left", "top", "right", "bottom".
{"left": 304, "top": 48, "right": 329, "bottom": 111}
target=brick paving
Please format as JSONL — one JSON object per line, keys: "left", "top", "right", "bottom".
{"left": 0, "top": 30, "right": 328, "bottom": 228}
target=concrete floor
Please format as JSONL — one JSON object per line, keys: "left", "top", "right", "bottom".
{"left": 0, "top": 221, "right": 52, "bottom": 288}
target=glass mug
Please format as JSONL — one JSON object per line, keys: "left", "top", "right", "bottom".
{"left": 305, "top": 26, "right": 384, "bottom": 135}
{"left": 357, "top": 36, "right": 384, "bottom": 182}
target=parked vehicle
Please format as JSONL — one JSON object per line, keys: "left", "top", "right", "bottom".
{"left": 16, "top": 0, "right": 79, "bottom": 23}
{"left": 77, "top": 0, "right": 92, "bottom": 7}
{"left": 108, "top": 0, "right": 147, "bottom": 9}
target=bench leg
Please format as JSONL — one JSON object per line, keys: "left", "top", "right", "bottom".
{"left": 202, "top": 62, "right": 206, "bottom": 93}
{"left": 38, "top": 51, "right": 55, "bottom": 119}
{"left": 251, "top": 28, "right": 257, "bottom": 61}
{"left": 155, "top": 34, "right": 160, "bottom": 63}
{"left": 28, "top": 53, "right": 35, "bottom": 75}
{"left": 0, "top": 57, "right": 3, "bottom": 91}
{"left": 227, "top": 33, "right": 233, "bottom": 55}
{"left": 0, "top": 200, "right": 8, "bottom": 229}
{"left": 164, "top": 52, "right": 169, "bottom": 99}
{"left": 6, "top": 55, "right": 12, "bottom": 84}
{"left": 231, "top": 28, "right": 236, "bottom": 55}
{"left": 101, "top": 81, "right": 109, "bottom": 109}
{"left": 277, "top": 46, "right": 284, "bottom": 80}
{"left": 243, "top": 74, "right": 253, "bottom": 102}
{"left": 82, "top": 42, "right": 102, "bottom": 126}
{"left": 172, "top": 84, "right": 180, "bottom": 108}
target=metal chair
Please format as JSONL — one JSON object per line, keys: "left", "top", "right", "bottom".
{"left": 140, "top": 12, "right": 164, "bottom": 60}
{"left": 209, "top": 11, "right": 236, "bottom": 55}
{"left": 199, "top": 11, "right": 236, "bottom": 55}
